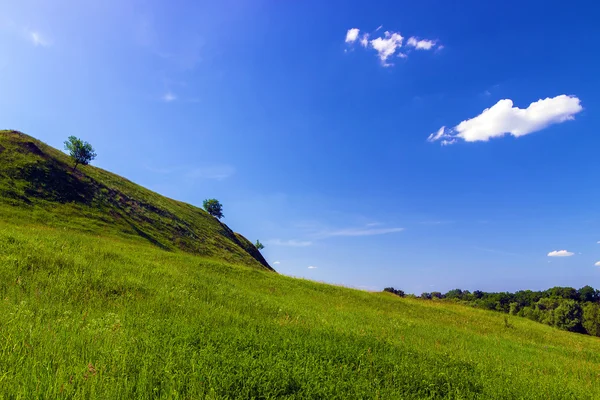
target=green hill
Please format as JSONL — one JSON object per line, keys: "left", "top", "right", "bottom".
{"left": 0, "top": 130, "right": 272, "bottom": 271}
{"left": 1, "top": 130, "right": 600, "bottom": 399}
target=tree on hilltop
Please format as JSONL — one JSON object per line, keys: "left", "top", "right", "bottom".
{"left": 203, "top": 199, "right": 224, "bottom": 219}
{"left": 64, "top": 136, "right": 97, "bottom": 171}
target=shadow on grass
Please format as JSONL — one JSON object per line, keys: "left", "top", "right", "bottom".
{"left": 22, "top": 157, "right": 96, "bottom": 204}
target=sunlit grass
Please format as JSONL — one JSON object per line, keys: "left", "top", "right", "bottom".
{"left": 1, "top": 129, "right": 600, "bottom": 398}
{"left": 1, "top": 222, "right": 599, "bottom": 399}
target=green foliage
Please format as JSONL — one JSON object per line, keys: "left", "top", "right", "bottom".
{"left": 383, "top": 287, "right": 405, "bottom": 297}
{"left": 255, "top": 239, "right": 265, "bottom": 250}
{"left": 64, "top": 135, "right": 96, "bottom": 171}
{"left": 578, "top": 285, "right": 600, "bottom": 302}
{"left": 203, "top": 198, "right": 224, "bottom": 219}
{"left": 433, "top": 284, "right": 597, "bottom": 336}
{"left": 583, "top": 303, "right": 600, "bottom": 336}
{"left": 553, "top": 300, "right": 583, "bottom": 332}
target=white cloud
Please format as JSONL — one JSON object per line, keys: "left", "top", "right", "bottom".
{"left": 597, "top": 241, "right": 600, "bottom": 244}
{"left": 428, "top": 95, "right": 583, "bottom": 145}
{"left": 595, "top": 261, "right": 600, "bottom": 267}
{"left": 273, "top": 261, "right": 281, "bottom": 265}
{"left": 360, "top": 33, "right": 369, "bottom": 47}
{"left": 317, "top": 227, "right": 404, "bottom": 238}
{"left": 441, "top": 139, "right": 457, "bottom": 146}
{"left": 427, "top": 126, "right": 446, "bottom": 142}
{"left": 547, "top": 250, "right": 574, "bottom": 257}
{"left": 28, "top": 30, "right": 49, "bottom": 47}
{"left": 186, "top": 165, "right": 235, "bottom": 180}
{"left": 370, "top": 32, "right": 404, "bottom": 66}
{"left": 308, "top": 265, "right": 317, "bottom": 269}
{"left": 345, "top": 28, "right": 360, "bottom": 43}
{"left": 407, "top": 37, "right": 436, "bottom": 50}
{"left": 345, "top": 27, "right": 438, "bottom": 66}
{"left": 163, "top": 92, "right": 177, "bottom": 102}
{"left": 266, "top": 239, "right": 312, "bottom": 247}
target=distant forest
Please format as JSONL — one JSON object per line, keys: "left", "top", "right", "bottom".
{"left": 384, "top": 286, "right": 600, "bottom": 337}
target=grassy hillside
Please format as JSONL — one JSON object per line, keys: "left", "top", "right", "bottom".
{"left": 0, "top": 130, "right": 272, "bottom": 271}
{"left": 1, "top": 131, "right": 600, "bottom": 398}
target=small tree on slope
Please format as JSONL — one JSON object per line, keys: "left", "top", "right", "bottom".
{"left": 64, "top": 136, "right": 97, "bottom": 171}
{"left": 203, "top": 199, "right": 224, "bottom": 219}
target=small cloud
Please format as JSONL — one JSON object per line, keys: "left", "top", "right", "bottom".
{"left": 360, "top": 33, "right": 370, "bottom": 47}
{"left": 308, "top": 265, "right": 317, "bottom": 269}
{"left": 163, "top": 92, "right": 177, "bottom": 102}
{"left": 547, "top": 250, "right": 574, "bottom": 257}
{"left": 595, "top": 261, "right": 600, "bottom": 267}
{"left": 266, "top": 239, "right": 312, "bottom": 247}
{"left": 427, "top": 126, "right": 447, "bottom": 142}
{"left": 406, "top": 37, "right": 436, "bottom": 50}
{"left": 344, "top": 27, "right": 439, "bottom": 67}
{"left": 186, "top": 165, "right": 235, "bottom": 180}
{"left": 419, "top": 220, "right": 453, "bottom": 225}
{"left": 28, "top": 30, "right": 49, "bottom": 47}
{"left": 370, "top": 31, "right": 404, "bottom": 66}
{"left": 427, "top": 95, "right": 583, "bottom": 145}
{"left": 597, "top": 241, "right": 600, "bottom": 244}
{"left": 345, "top": 28, "right": 360, "bottom": 43}
{"left": 273, "top": 261, "right": 281, "bottom": 265}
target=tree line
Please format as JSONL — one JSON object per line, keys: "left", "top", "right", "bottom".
{"left": 384, "top": 285, "right": 600, "bottom": 337}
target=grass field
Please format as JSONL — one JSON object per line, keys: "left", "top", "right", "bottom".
{"left": 1, "top": 130, "right": 600, "bottom": 398}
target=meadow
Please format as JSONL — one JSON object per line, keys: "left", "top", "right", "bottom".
{"left": 1, "top": 221, "right": 600, "bottom": 399}
{"left": 1, "top": 130, "right": 600, "bottom": 398}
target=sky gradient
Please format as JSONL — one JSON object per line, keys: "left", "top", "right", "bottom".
{"left": 1, "top": 0, "right": 599, "bottom": 294}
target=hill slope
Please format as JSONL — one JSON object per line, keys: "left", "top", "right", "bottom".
{"left": 0, "top": 130, "right": 272, "bottom": 271}
{"left": 1, "top": 131, "right": 600, "bottom": 398}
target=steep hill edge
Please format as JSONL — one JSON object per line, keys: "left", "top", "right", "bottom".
{"left": 0, "top": 130, "right": 274, "bottom": 271}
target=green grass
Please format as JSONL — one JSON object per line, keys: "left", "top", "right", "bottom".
{"left": 1, "top": 130, "right": 600, "bottom": 398}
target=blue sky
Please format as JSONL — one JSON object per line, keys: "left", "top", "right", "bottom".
{"left": 1, "top": 0, "right": 599, "bottom": 294}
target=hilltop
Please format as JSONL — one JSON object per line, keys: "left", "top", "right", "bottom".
{"left": 0, "top": 130, "right": 272, "bottom": 271}
{"left": 1, "top": 130, "right": 600, "bottom": 398}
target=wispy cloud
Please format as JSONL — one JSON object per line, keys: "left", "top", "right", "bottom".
{"left": 316, "top": 227, "right": 404, "bottom": 238}
{"left": 308, "top": 265, "right": 317, "bottom": 269}
{"left": 473, "top": 246, "right": 521, "bottom": 257}
{"left": 419, "top": 220, "right": 454, "bottom": 225}
{"left": 144, "top": 164, "right": 235, "bottom": 180}
{"left": 29, "top": 30, "right": 49, "bottom": 47}
{"left": 428, "top": 95, "right": 583, "bottom": 145}
{"left": 547, "top": 250, "right": 574, "bottom": 257}
{"left": 273, "top": 261, "right": 281, "bottom": 265}
{"left": 266, "top": 239, "right": 313, "bottom": 247}
{"left": 186, "top": 165, "right": 235, "bottom": 181}
{"left": 345, "top": 26, "right": 439, "bottom": 67}
{"left": 595, "top": 261, "right": 600, "bottom": 267}
{"left": 162, "top": 92, "right": 177, "bottom": 102}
